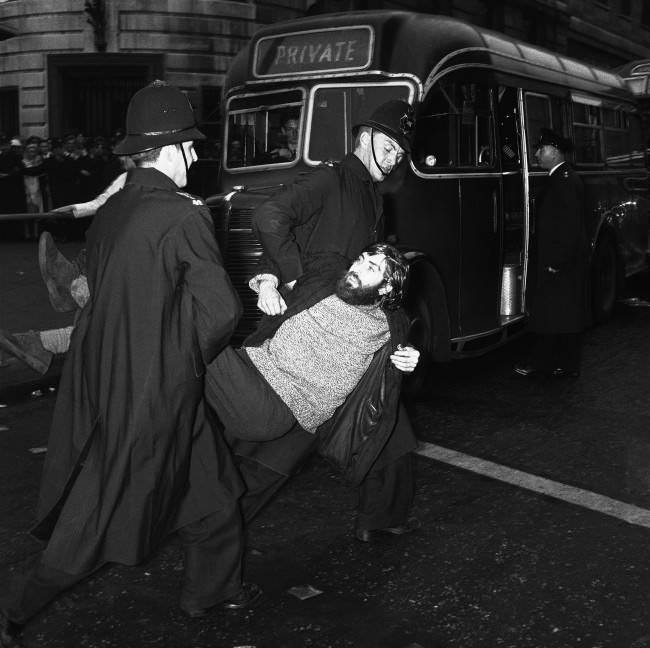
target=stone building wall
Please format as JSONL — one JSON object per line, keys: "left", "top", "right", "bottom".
{"left": 0, "top": 0, "right": 309, "bottom": 138}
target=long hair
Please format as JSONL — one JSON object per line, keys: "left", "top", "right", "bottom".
{"left": 363, "top": 242, "right": 409, "bottom": 310}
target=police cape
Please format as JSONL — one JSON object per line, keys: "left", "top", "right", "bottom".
{"left": 31, "top": 168, "right": 243, "bottom": 575}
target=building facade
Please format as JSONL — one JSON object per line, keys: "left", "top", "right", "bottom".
{"left": 1, "top": 0, "right": 650, "bottom": 142}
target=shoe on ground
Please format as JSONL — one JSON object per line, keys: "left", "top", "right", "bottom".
{"left": 181, "top": 583, "right": 263, "bottom": 618}
{"left": 552, "top": 367, "right": 580, "bottom": 378}
{"left": 355, "top": 518, "right": 421, "bottom": 543}
{"left": 513, "top": 364, "right": 538, "bottom": 377}
{"left": 38, "top": 231, "right": 79, "bottom": 313}
{"left": 222, "top": 582, "right": 262, "bottom": 611}
{"left": 0, "top": 329, "right": 52, "bottom": 375}
{"left": 0, "top": 610, "right": 24, "bottom": 648}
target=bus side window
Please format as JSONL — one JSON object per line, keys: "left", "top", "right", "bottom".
{"left": 309, "top": 92, "right": 346, "bottom": 162}
{"left": 413, "top": 78, "right": 494, "bottom": 171}
{"left": 604, "top": 106, "right": 630, "bottom": 167}
{"left": 524, "top": 92, "right": 553, "bottom": 168}
{"left": 458, "top": 83, "right": 494, "bottom": 167}
{"left": 603, "top": 108, "right": 646, "bottom": 168}
{"left": 572, "top": 98, "right": 603, "bottom": 165}
{"left": 627, "top": 112, "right": 646, "bottom": 167}
{"left": 497, "top": 86, "right": 521, "bottom": 169}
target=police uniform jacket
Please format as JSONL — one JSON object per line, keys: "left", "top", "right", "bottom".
{"left": 528, "top": 162, "right": 588, "bottom": 334}
{"left": 251, "top": 153, "right": 383, "bottom": 283}
{"left": 32, "top": 167, "right": 244, "bottom": 574}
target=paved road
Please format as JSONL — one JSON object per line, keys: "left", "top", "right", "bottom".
{"left": 0, "top": 270, "right": 649, "bottom": 647}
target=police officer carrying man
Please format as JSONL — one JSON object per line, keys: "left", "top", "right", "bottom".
{"left": 224, "top": 99, "right": 423, "bottom": 542}
{"left": 514, "top": 128, "right": 588, "bottom": 378}
{"left": 0, "top": 81, "right": 259, "bottom": 648}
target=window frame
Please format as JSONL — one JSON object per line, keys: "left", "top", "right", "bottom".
{"left": 304, "top": 81, "right": 414, "bottom": 166}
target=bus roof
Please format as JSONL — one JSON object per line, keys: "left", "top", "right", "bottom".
{"left": 226, "top": 10, "right": 632, "bottom": 103}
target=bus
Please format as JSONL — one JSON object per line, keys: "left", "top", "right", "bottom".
{"left": 207, "top": 10, "right": 649, "bottom": 361}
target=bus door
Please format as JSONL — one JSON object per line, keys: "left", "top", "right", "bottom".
{"left": 521, "top": 90, "right": 569, "bottom": 311}
{"left": 454, "top": 79, "right": 502, "bottom": 336}
{"left": 497, "top": 85, "right": 527, "bottom": 322}
{"left": 410, "top": 74, "right": 501, "bottom": 338}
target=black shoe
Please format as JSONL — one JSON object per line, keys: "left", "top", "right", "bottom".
{"left": 513, "top": 364, "right": 538, "bottom": 377}
{"left": 180, "top": 601, "right": 211, "bottom": 619}
{"left": 221, "top": 582, "right": 262, "bottom": 611}
{"left": 552, "top": 368, "right": 580, "bottom": 378}
{"left": 355, "top": 518, "right": 421, "bottom": 543}
{"left": 0, "top": 611, "right": 24, "bottom": 648}
{"left": 38, "top": 231, "right": 79, "bottom": 313}
{"left": 180, "top": 583, "right": 263, "bottom": 618}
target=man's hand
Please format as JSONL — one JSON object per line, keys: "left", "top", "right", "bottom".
{"left": 390, "top": 344, "right": 420, "bottom": 373}
{"left": 257, "top": 280, "right": 287, "bottom": 315}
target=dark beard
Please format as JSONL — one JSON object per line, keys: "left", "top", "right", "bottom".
{"left": 335, "top": 272, "right": 381, "bottom": 306}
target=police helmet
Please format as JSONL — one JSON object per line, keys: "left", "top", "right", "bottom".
{"left": 114, "top": 80, "right": 205, "bottom": 155}
{"left": 537, "top": 128, "right": 573, "bottom": 154}
{"left": 353, "top": 100, "right": 416, "bottom": 153}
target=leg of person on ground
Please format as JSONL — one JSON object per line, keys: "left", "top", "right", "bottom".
{"left": 38, "top": 231, "right": 85, "bottom": 313}
{"left": 355, "top": 452, "right": 416, "bottom": 542}
{"left": 177, "top": 499, "right": 261, "bottom": 618}
{"left": 1, "top": 558, "right": 98, "bottom": 647}
{"left": 236, "top": 457, "right": 292, "bottom": 523}
{"left": 354, "top": 402, "right": 418, "bottom": 542}
{"left": 0, "top": 326, "right": 74, "bottom": 374}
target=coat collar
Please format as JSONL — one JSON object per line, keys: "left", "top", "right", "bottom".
{"left": 549, "top": 161, "right": 567, "bottom": 176}
{"left": 125, "top": 166, "right": 179, "bottom": 192}
{"left": 341, "top": 153, "right": 375, "bottom": 186}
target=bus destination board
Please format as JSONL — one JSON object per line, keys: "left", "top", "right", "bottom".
{"left": 254, "top": 26, "right": 373, "bottom": 77}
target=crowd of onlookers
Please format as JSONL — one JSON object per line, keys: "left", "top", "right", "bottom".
{"left": 0, "top": 131, "right": 222, "bottom": 241}
{"left": 0, "top": 131, "right": 131, "bottom": 240}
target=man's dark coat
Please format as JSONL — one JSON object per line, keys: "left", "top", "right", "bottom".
{"left": 32, "top": 167, "right": 243, "bottom": 575}
{"left": 252, "top": 153, "right": 383, "bottom": 283}
{"left": 528, "top": 162, "right": 588, "bottom": 334}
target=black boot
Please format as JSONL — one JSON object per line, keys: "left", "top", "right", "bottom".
{"left": 38, "top": 231, "right": 79, "bottom": 313}
{"left": 0, "top": 330, "right": 53, "bottom": 374}
{"left": 0, "top": 610, "right": 23, "bottom": 648}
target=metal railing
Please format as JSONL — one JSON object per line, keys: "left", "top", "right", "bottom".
{"left": 0, "top": 209, "right": 76, "bottom": 222}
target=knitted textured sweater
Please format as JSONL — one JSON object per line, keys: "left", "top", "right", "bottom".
{"left": 245, "top": 294, "right": 390, "bottom": 432}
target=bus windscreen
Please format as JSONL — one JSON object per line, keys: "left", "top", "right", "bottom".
{"left": 307, "top": 84, "right": 411, "bottom": 163}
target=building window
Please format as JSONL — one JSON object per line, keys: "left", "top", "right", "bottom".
{"left": 0, "top": 87, "right": 18, "bottom": 137}
{"left": 619, "top": 0, "right": 632, "bottom": 16}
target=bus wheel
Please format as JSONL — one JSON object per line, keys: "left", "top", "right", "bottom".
{"left": 402, "top": 263, "right": 450, "bottom": 397}
{"left": 591, "top": 234, "right": 618, "bottom": 323}
{"left": 402, "top": 295, "right": 434, "bottom": 398}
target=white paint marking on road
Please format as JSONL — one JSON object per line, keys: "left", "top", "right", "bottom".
{"left": 416, "top": 442, "right": 650, "bottom": 529}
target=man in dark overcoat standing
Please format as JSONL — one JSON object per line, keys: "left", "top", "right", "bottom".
{"left": 515, "top": 128, "right": 588, "bottom": 378}
{"left": 0, "top": 81, "right": 258, "bottom": 648}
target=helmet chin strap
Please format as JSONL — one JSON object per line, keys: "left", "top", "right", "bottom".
{"left": 179, "top": 143, "right": 190, "bottom": 184}
{"left": 370, "top": 128, "right": 390, "bottom": 177}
